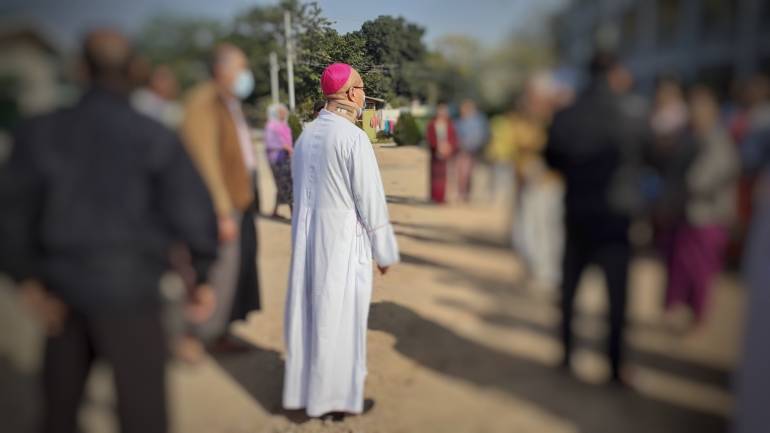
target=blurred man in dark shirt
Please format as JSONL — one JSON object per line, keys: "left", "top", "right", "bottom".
{"left": 545, "top": 52, "right": 636, "bottom": 385}
{"left": 0, "top": 29, "right": 218, "bottom": 433}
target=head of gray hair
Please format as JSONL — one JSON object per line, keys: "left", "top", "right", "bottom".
{"left": 267, "top": 103, "right": 289, "bottom": 122}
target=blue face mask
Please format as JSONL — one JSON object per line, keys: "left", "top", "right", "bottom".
{"left": 232, "top": 69, "right": 254, "bottom": 100}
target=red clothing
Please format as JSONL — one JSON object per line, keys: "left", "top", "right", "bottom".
{"left": 663, "top": 224, "right": 728, "bottom": 322}
{"left": 426, "top": 118, "right": 458, "bottom": 203}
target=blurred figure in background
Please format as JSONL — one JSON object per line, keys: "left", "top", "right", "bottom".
{"left": 734, "top": 76, "right": 770, "bottom": 250}
{"left": 455, "top": 99, "right": 488, "bottom": 202}
{"left": 545, "top": 53, "right": 636, "bottom": 384}
{"left": 507, "top": 75, "right": 564, "bottom": 293}
{"left": 606, "top": 65, "right": 652, "bottom": 221}
{"left": 662, "top": 86, "right": 738, "bottom": 328}
{"left": 647, "top": 78, "right": 691, "bottom": 252}
{"left": 0, "top": 29, "right": 218, "bottom": 433}
{"left": 426, "top": 101, "right": 458, "bottom": 204}
{"left": 486, "top": 99, "right": 518, "bottom": 206}
{"left": 130, "top": 59, "right": 204, "bottom": 362}
{"left": 180, "top": 43, "right": 261, "bottom": 350}
{"left": 131, "top": 64, "right": 183, "bottom": 129}
{"left": 733, "top": 76, "right": 770, "bottom": 433}
{"left": 646, "top": 78, "right": 695, "bottom": 327}
{"left": 741, "top": 76, "right": 770, "bottom": 175}
{"left": 264, "top": 103, "right": 294, "bottom": 217}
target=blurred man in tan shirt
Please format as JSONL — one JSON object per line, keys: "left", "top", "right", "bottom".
{"left": 181, "top": 43, "right": 261, "bottom": 350}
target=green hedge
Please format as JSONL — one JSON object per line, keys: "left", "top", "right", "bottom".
{"left": 288, "top": 113, "right": 303, "bottom": 141}
{"left": 393, "top": 112, "right": 422, "bottom": 146}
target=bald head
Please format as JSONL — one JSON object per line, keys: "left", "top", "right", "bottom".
{"left": 209, "top": 43, "right": 248, "bottom": 92}
{"left": 326, "top": 68, "right": 365, "bottom": 117}
{"left": 82, "top": 29, "right": 134, "bottom": 86}
{"left": 325, "top": 68, "right": 363, "bottom": 100}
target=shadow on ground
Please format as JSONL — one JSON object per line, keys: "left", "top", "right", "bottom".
{"left": 369, "top": 301, "right": 727, "bottom": 433}
{"left": 387, "top": 195, "right": 435, "bottom": 207}
{"left": 215, "top": 301, "right": 728, "bottom": 433}
{"left": 393, "top": 220, "right": 511, "bottom": 251}
{"left": 437, "top": 297, "right": 732, "bottom": 391}
{"left": 212, "top": 340, "right": 312, "bottom": 424}
{"left": 258, "top": 214, "right": 291, "bottom": 225}
{"left": 400, "top": 250, "right": 732, "bottom": 390}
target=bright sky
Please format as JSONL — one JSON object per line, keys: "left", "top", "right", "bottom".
{"left": 2, "top": 0, "right": 568, "bottom": 49}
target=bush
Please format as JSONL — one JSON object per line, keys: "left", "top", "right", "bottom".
{"left": 392, "top": 112, "right": 421, "bottom": 146}
{"left": 288, "top": 113, "right": 303, "bottom": 141}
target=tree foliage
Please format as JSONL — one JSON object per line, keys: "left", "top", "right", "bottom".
{"left": 392, "top": 112, "right": 422, "bottom": 146}
{"left": 136, "top": 1, "right": 476, "bottom": 117}
{"left": 357, "top": 16, "right": 428, "bottom": 99}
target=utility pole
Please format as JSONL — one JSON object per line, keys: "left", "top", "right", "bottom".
{"left": 284, "top": 10, "right": 295, "bottom": 111}
{"left": 269, "top": 51, "right": 279, "bottom": 104}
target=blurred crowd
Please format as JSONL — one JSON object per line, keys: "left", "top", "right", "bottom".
{"left": 1, "top": 20, "right": 769, "bottom": 432}
{"left": 424, "top": 52, "right": 770, "bottom": 430}
{"left": 426, "top": 54, "right": 770, "bottom": 324}
{"left": 0, "top": 29, "right": 277, "bottom": 433}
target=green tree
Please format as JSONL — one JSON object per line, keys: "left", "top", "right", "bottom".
{"left": 357, "top": 16, "right": 428, "bottom": 99}
{"left": 392, "top": 112, "right": 422, "bottom": 146}
{"left": 225, "top": 0, "right": 333, "bottom": 104}
{"left": 136, "top": 16, "right": 225, "bottom": 90}
{"left": 136, "top": 2, "right": 468, "bottom": 117}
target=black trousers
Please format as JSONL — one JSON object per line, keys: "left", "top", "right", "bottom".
{"left": 560, "top": 215, "right": 631, "bottom": 380}
{"left": 229, "top": 199, "right": 261, "bottom": 323}
{"left": 42, "top": 310, "right": 167, "bottom": 433}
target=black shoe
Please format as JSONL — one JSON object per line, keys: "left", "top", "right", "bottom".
{"left": 363, "top": 398, "right": 376, "bottom": 414}
{"left": 321, "top": 399, "right": 376, "bottom": 422}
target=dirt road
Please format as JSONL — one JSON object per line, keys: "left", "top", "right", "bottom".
{"left": 1, "top": 144, "right": 742, "bottom": 433}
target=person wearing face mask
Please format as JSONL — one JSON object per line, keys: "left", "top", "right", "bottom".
{"left": 283, "top": 63, "right": 399, "bottom": 419}
{"left": 180, "top": 43, "right": 261, "bottom": 351}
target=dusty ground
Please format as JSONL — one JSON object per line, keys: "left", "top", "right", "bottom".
{"left": 1, "top": 144, "right": 742, "bottom": 433}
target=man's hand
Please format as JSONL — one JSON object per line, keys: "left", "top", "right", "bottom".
{"left": 185, "top": 284, "right": 216, "bottom": 324}
{"left": 218, "top": 216, "right": 238, "bottom": 244}
{"left": 19, "top": 280, "right": 68, "bottom": 336}
{"left": 377, "top": 265, "right": 389, "bottom": 276}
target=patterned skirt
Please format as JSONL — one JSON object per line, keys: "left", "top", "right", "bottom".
{"left": 270, "top": 155, "right": 293, "bottom": 206}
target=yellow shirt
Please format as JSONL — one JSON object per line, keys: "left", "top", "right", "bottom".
{"left": 486, "top": 115, "right": 517, "bottom": 163}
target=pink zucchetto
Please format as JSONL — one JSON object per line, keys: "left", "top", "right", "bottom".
{"left": 320, "top": 63, "right": 353, "bottom": 96}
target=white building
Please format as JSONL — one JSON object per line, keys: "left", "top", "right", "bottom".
{"left": 554, "top": 0, "right": 770, "bottom": 94}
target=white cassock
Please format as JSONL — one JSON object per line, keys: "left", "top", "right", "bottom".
{"left": 283, "top": 109, "right": 400, "bottom": 416}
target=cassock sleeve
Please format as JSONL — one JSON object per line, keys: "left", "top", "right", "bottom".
{"left": 349, "top": 133, "right": 400, "bottom": 268}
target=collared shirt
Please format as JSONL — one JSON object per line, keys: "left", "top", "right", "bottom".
{"left": 224, "top": 97, "right": 257, "bottom": 172}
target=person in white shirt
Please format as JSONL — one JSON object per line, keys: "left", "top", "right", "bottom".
{"left": 131, "top": 64, "right": 183, "bottom": 129}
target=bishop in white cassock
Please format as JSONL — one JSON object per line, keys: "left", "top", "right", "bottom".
{"left": 282, "top": 63, "right": 400, "bottom": 417}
